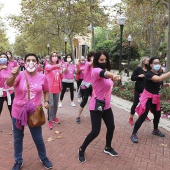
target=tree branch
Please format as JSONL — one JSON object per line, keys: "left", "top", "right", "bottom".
{"left": 162, "top": 0, "right": 169, "bottom": 8}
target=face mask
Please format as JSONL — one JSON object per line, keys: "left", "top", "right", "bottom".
{"left": 81, "top": 61, "right": 85, "bottom": 64}
{"left": 153, "top": 64, "right": 161, "bottom": 71}
{"left": 7, "top": 55, "right": 11, "bottom": 58}
{"left": 0, "top": 58, "right": 7, "bottom": 64}
{"left": 52, "top": 57, "right": 58, "bottom": 63}
{"left": 46, "top": 58, "right": 49, "bottom": 61}
{"left": 98, "top": 63, "right": 107, "bottom": 69}
{"left": 25, "top": 61, "right": 37, "bottom": 72}
{"left": 67, "top": 58, "right": 71, "bottom": 62}
{"left": 145, "top": 64, "right": 149, "bottom": 69}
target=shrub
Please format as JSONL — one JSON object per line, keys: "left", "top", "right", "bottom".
{"left": 129, "top": 60, "right": 139, "bottom": 71}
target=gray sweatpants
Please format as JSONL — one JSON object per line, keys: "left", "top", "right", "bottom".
{"left": 48, "top": 93, "right": 60, "bottom": 122}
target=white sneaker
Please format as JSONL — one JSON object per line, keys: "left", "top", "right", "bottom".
{"left": 58, "top": 102, "right": 62, "bottom": 108}
{"left": 78, "top": 98, "right": 82, "bottom": 103}
{"left": 71, "top": 102, "right": 76, "bottom": 107}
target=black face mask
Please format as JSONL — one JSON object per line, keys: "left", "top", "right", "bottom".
{"left": 98, "top": 63, "right": 107, "bottom": 69}
{"left": 145, "top": 64, "right": 150, "bottom": 69}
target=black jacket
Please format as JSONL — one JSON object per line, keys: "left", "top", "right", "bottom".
{"left": 131, "top": 67, "right": 147, "bottom": 93}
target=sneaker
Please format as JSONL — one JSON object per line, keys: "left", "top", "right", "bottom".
{"left": 71, "top": 102, "right": 76, "bottom": 107}
{"left": 104, "top": 147, "right": 118, "bottom": 157}
{"left": 40, "top": 157, "right": 52, "bottom": 169}
{"left": 58, "top": 102, "right": 62, "bottom": 108}
{"left": 12, "top": 162, "right": 23, "bottom": 170}
{"left": 76, "top": 117, "right": 81, "bottom": 124}
{"left": 131, "top": 133, "right": 138, "bottom": 143}
{"left": 145, "top": 117, "right": 151, "bottom": 121}
{"left": 53, "top": 118, "right": 60, "bottom": 124}
{"left": 48, "top": 122, "right": 53, "bottom": 130}
{"left": 152, "top": 129, "right": 165, "bottom": 137}
{"left": 78, "top": 149, "right": 86, "bottom": 163}
{"left": 129, "top": 118, "right": 134, "bottom": 125}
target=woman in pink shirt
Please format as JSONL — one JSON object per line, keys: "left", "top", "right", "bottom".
{"left": 75, "top": 56, "right": 86, "bottom": 91}
{"left": 7, "top": 53, "right": 52, "bottom": 170}
{"left": 78, "top": 51, "right": 121, "bottom": 163}
{"left": 6, "top": 51, "right": 18, "bottom": 70}
{"left": 45, "top": 52, "right": 62, "bottom": 129}
{"left": 76, "top": 52, "right": 95, "bottom": 124}
{"left": 0, "top": 53, "right": 14, "bottom": 119}
{"left": 58, "top": 54, "right": 76, "bottom": 108}
{"left": 19, "top": 58, "right": 25, "bottom": 71}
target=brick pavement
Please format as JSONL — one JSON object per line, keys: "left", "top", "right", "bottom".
{"left": 0, "top": 92, "right": 170, "bottom": 170}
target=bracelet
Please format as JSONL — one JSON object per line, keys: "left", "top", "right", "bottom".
{"left": 44, "top": 100, "right": 49, "bottom": 104}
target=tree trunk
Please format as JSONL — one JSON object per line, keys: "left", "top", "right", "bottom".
{"left": 57, "top": 25, "right": 62, "bottom": 54}
{"left": 166, "top": 0, "right": 170, "bottom": 72}
{"left": 149, "top": 0, "right": 155, "bottom": 57}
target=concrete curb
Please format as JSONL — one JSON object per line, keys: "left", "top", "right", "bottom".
{"left": 111, "top": 95, "right": 170, "bottom": 132}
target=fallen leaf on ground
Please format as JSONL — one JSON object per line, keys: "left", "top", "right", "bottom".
{"left": 56, "top": 136, "right": 64, "bottom": 139}
{"left": 9, "top": 132, "right": 13, "bottom": 135}
{"left": 55, "top": 131, "right": 61, "bottom": 134}
{"left": 160, "top": 143, "right": 167, "bottom": 147}
{"left": 47, "top": 137, "right": 54, "bottom": 142}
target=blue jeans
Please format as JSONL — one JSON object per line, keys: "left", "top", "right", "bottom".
{"left": 12, "top": 117, "right": 47, "bottom": 163}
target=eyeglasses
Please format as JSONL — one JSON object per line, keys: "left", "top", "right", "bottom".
{"left": 153, "top": 62, "right": 160, "bottom": 65}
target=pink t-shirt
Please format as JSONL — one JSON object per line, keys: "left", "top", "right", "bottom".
{"left": 83, "top": 61, "right": 92, "bottom": 83}
{"left": 36, "top": 63, "right": 41, "bottom": 72}
{"left": 62, "top": 63, "right": 75, "bottom": 79}
{"left": 19, "top": 60, "right": 25, "bottom": 66}
{"left": 78, "top": 63, "right": 85, "bottom": 79}
{"left": 8, "top": 60, "right": 18, "bottom": 70}
{"left": 89, "top": 68, "right": 113, "bottom": 110}
{"left": 45, "top": 64, "right": 62, "bottom": 93}
{"left": 0, "top": 67, "right": 14, "bottom": 97}
{"left": 12, "top": 71, "right": 49, "bottom": 119}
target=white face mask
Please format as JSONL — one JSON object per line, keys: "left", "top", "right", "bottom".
{"left": 7, "top": 54, "right": 11, "bottom": 58}
{"left": 25, "top": 61, "right": 37, "bottom": 72}
{"left": 67, "top": 58, "right": 71, "bottom": 62}
{"left": 81, "top": 61, "right": 85, "bottom": 64}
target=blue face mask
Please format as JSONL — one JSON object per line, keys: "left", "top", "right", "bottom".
{"left": 153, "top": 64, "right": 161, "bottom": 71}
{"left": 0, "top": 58, "right": 7, "bottom": 64}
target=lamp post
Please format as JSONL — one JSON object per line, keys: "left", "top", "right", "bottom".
{"left": 117, "top": 16, "right": 126, "bottom": 73}
{"left": 127, "top": 35, "right": 132, "bottom": 77}
{"left": 47, "top": 44, "right": 50, "bottom": 55}
{"left": 64, "top": 37, "right": 68, "bottom": 55}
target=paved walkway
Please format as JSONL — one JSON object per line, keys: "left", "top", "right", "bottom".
{"left": 0, "top": 92, "right": 170, "bottom": 170}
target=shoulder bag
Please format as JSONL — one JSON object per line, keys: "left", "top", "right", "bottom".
{"left": 24, "top": 72, "right": 46, "bottom": 127}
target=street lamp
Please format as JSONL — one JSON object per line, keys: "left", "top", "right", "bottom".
{"left": 127, "top": 35, "right": 132, "bottom": 77}
{"left": 117, "top": 16, "right": 126, "bottom": 73}
{"left": 64, "top": 37, "right": 68, "bottom": 55}
{"left": 47, "top": 44, "right": 50, "bottom": 55}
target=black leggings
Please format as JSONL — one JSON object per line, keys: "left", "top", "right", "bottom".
{"left": 130, "top": 90, "right": 141, "bottom": 115}
{"left": 60, "top": 82, "right": 74, "bottom": 101}
{"left": 132, "top": 98, "right": 161, "bottom": 134}
{"left": 80, "top": 108, "right": 115, "bottom": 152}
{"left": 0, "top": 93, "right": 14, "bottom": 117}
{"left": 80, "top": 86, "right": 92, "bottom": 108}
{"left": 76, "top": 79, "right": 83, "bottom": 91}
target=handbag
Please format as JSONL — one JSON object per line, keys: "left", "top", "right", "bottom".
{"left": 24, "top": 72, "right": 46, "bottom": 127}
{"left": 93, "top": 87, "right": 111, "bottom": 112}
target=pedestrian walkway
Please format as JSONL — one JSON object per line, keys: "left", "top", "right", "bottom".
{"left": 0, "top": 92, "right": 170, "bottom": 170}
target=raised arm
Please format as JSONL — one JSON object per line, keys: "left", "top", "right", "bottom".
{"left": 6, "top": 66, "right": 20, "bottom": 87}
{"left": 151, "top": 71, "right": 170, "bottom": 82}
